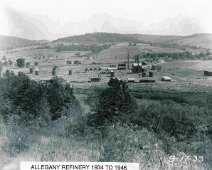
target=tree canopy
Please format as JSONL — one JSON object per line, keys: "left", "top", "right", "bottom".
{"left": 16, "top": 58, "right": 25, "bottom": 68}
{"left": 0, "top": 72, "right": 80, "bottom": 123}
{"left": 89, "top": 78, "right": 137, "bottom": 126}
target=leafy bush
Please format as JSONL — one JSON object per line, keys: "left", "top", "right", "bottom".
{"left": 8, "top": 59, "right": 13, "bottom": 66}
{"left": 73, "top": 60, "right": 81, "bottom": 65}
{"left": 26, "top": 62, "right": 30, "bottom": 68}
{"left": 16, "top": 58, "right": 25, "bottom": 68}
{"left": 66, "top": 60, "right": 72, "bottom": 64}
{"left": 133, "top": 100, "right": 212, "bottom": 142}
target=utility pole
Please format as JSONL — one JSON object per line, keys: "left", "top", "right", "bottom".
{"left": 137, "top": 54, "right": 140, "bottom": 74}
{"left": 127, "top": 48, "right": 130, "bottom": 70}
{"left": 137, "top": 50, "right": 143, "bottom": 74}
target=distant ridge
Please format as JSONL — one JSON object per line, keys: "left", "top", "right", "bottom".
{"left": 54, "top": 32, "right": 184, "bottom": 44}
{"left": 54, "top": 32, "right": 212, "bottom": 50}
{"left": 0, "top": 35, "right": 47, "bottom": 50}
{"left": 1, "top": 33, "right": 212, "bottom": 51}
{"left": 54, "top": 32, "right": 142, "bottom": 44}
{"left": 172, "top": 33, "right": 212, "bottom": 49}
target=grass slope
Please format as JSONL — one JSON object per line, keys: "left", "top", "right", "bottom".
{"left": 0, "top": 35, "right": 45, "bottom": 50}
{"left": 54, "top": 32, "right": 212, "bottom": 50}
{"left": 172, "top": 33, "right": 212, "bottom": 50}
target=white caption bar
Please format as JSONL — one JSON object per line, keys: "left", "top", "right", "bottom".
{"left": 20, "top": 162, "right": 139, "bottom": 170}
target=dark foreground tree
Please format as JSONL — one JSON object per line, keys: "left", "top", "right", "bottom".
{"left": 89, "top": 78, "right": 137, "bottom": 126}
{"left": 0, "top": 72, "right": 79, "bottom": 123}
{"left": 45, "top": 77, "right": 77, "bottom": 120}
{"left": 0, "top": 72, "right": 45, "bottom": 122}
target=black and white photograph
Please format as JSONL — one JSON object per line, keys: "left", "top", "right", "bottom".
{"left": 0, "top": 0, "right": 212, "bottom": 169}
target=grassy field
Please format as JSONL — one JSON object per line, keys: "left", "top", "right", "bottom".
{"left": 0, "top": 81, "right": 211, "bottom": 170}
{"left": 0, "top": 42, "right": 212, "bottom": 170}
{"left": 2, "top": 43, "right": 212, "bottom": 86}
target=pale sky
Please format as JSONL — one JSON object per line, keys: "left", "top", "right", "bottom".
{"left": 0, "top": 0, "right": 211, "bottom": 40}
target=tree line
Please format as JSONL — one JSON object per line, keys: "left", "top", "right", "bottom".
{"left": 0, "top": 72, "right": 80, "bottom": 124}
{"left": 134, "top": 51, "right": 210, "bottom": 61}
{"left": 55, "top": 43, "right": 111, "bottom": 53}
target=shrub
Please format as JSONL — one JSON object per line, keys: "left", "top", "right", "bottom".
{"left": 8, "top": 59, "right": 13, "bottom": 66}
{"left": 66, "top": 60, "right": 72, "bottom": 65}
{"left": 26, "top": 62, "right": 30, "bottom": 68}
{"left": 16, "top": 58, "right": 25, "bottom": 68}
{"left": 73, "top": 60, "right": 81, "bottom": 65}
{"left": 135, "top": 100, "right": 198, "bottom": 141}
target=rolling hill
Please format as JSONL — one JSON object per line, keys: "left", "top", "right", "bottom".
{"left": 54, "top": 33, "right": 142, "bottom": 44}
{"left": 171, "top": 33, "right": 212, "bottom": 50}
{"left": 0, "top": 35, "right": 45, "bottom": 50}
{"left": 1, "top": 33, "right": 212, "bottom": 52}
{"left": 54, "top": 32, "right": 184, "bottom": 44}
{"left": 54, "top": 32, "right": 212, "bottom": 50}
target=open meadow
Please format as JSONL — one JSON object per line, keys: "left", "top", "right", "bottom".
{"left": 0, "top": 33, "right": 212, "bottom": 170}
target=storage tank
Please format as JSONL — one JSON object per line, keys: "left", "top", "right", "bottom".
{"left": 149, "top": 71, "right": 153, "bottom": 77}
{"left": 29, "top": 68, "right": 33, "bottom": 74}
{"left": 110, "top": 71, "right": 115, "bottom": 77}
{"left": 52, "top": 69, "right": 56, "bottom": 76}
{"left": 34, "top": 66, "right": 39, "bottom": 75}
{"left": 69, "top": 70, "right": 72, "bottom": 75}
